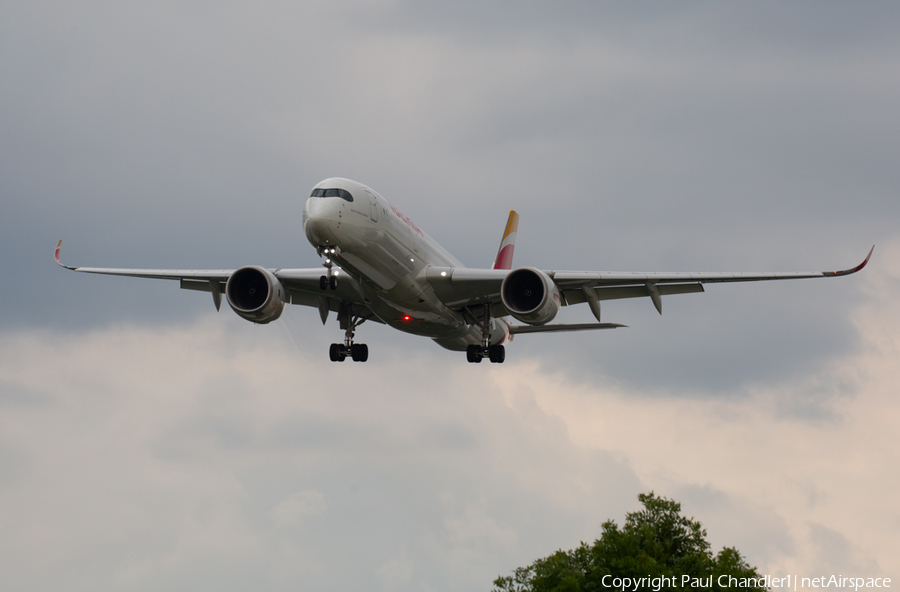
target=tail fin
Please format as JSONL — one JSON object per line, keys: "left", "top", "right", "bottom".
{"left": 492, "top": 210, "right": 519, "bottom": 270}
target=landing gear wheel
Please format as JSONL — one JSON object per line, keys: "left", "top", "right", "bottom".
{"left": 351, "top": 343, "right": 368, "bottom": 362}
{"left": 466, "top": 344, "right": 483, "bottom": 363}
{"left": 329, "top": 275, "right": 338, "bottom": 290}
{"left": 488, "top": 345, "right": 505, "bottom": 363}
{"left": 329, "top": 343, "right": 346, "bottom": 362}
{"left": 320, "top": 276, "right": 328, "bottom": 290}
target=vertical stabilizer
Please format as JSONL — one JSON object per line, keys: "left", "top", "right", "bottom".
{"left": 492, "top": 211, "right": 519, "bottom": 270}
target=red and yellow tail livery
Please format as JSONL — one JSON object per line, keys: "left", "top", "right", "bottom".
{"left": 492, "top": 210, "right": 519, "bottom": 270}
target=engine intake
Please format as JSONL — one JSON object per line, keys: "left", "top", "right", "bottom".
{"left": 500, "top": 267, "right": 560, "bottom": 325}
{"left": 225, "top": 266, "right": 286, "bottom": 324}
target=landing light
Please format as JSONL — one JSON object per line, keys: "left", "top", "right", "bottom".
{"left": 440, "top": 271, "right": 447, "bottom": 277}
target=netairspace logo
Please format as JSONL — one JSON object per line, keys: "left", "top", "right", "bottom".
{"left": 600, "top": 575, "right": 892, "bottom": 592}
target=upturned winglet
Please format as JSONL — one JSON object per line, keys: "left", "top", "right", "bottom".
{"left": 54, "top": 240, "right": 77, "bottom": 270}
{"left": 826, "top": 245, "right": 874, "bottom": 277}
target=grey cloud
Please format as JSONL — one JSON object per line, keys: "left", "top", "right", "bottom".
{"left": 807, "top": 523, "right": 879, "bottom": 575}
{"left": 2, "top": 0, "right": 894, "bottom": 395}
{"left": 0, "top": 320, "right": 641, "bottom": 591}
{"left": 359, "top": 1, "right": 900, "bottom": 50}
{"left": 1, "top": 3, "right": 898, "bottom": 585}
{"left": 676, "top": 484, "right": 795, "bottom": 570}
{"left": 2, "top": 240, "right": 898, "bottom": 589}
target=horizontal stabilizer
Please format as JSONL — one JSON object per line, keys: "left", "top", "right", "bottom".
{"left": 509, "top": 322, "right": 626, "bottom": 335}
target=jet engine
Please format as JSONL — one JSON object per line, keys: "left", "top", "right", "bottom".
{"left": 500, "top": 267, "right": 561, "bottom": 325}
{"left": 225, "top": 266, "right": 286, "bottom": 324}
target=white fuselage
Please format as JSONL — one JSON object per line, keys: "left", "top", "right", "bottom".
{"left": 302, "top": 178, "right": 510, "bottom": 351}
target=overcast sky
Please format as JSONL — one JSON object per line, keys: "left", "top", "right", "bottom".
{"left": 2, "top": 2, "right": 899, "bottom": 591}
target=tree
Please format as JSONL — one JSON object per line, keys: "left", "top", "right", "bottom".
{"left": 493, "top": 493, "right": 766, "bottom": 592}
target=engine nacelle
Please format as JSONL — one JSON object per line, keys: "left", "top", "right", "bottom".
{"left": 500, "top": 267, "right": 561, "bottom": 325}
{"left": 225, "top": 266, "right": 286, "bottom": 324}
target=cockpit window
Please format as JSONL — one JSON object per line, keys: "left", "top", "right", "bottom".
{"left": 310, "top": 188, "right": 353, "bottom": 202}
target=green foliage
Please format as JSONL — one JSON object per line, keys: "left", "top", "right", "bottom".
{"left": 493, "top": 493, "right": 766, "bottom": 592}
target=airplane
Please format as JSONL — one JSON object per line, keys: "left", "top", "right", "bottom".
{"left": 55, "top": 177, "right": 873, "bottom": 364}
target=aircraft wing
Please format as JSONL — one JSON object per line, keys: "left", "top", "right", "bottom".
{"left": 54, "top": 241, "right": 381, "bottom": 323}
{"left": 426, "top": 246, "right": 874, "bottom": 317}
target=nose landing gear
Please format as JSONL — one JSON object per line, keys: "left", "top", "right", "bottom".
{"left": 320, "top": 275, "right": 338, "bottom": 291}
{"left": 317, "top": 246, "right": 339, "bottom": 291}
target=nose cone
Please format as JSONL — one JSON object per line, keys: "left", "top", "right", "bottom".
{"left": 303, "top": 197, "right": 341, "bottom": 246}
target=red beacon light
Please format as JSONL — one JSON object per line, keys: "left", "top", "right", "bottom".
{"left": 402, "top": 315, "right": 412, "bottom": 322}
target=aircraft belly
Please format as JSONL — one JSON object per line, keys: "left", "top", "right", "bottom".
{"left": 432, "top": 335, "right": 478, "bottom": 351}
{"left": 388, "top": 318, "right": 470, "bottom": 339}
{"left": 371, "top": 302, "right": 469, "bottom": 339}
{"left": 432, "top": 321, "right": 511, "bottom": 351}
{"left": 358, "top": 282, "right": 470, "bottom": 340}
{"left": 366, "top": 282, "right": 512, "bottom": 349}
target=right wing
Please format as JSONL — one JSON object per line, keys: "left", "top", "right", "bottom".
{"left": 54, "top": 241, "right": 381, "bottom": 323}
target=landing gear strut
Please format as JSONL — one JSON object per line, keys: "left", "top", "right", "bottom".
{"left": 466, "top": 304, "right": 505, "bottom": 364}
{"left": 329, "top": 304, "right": 368, "bottom": 362}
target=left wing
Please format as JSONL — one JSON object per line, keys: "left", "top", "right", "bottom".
{"left": 426, "top": 246, "right": 874, "bottom": 318}
{"left": 553, "top": 245, "right": 873, "bottom": 315}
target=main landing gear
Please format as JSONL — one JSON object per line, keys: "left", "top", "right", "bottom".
{"left": 466, "top": 304, "right": 505, "bottom": 364}
{"left": 466, "top": 344, "right": 505, "bottom": 364}
{"left": 329, "top": 304, "right": 368, "bottom": 362}
{"left": 330, "top": 342, "right": 368, "bottom": 362}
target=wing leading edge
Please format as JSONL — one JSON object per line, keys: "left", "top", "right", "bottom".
{"left": 56, "top": 239, "right": 872, "bottom": 331}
